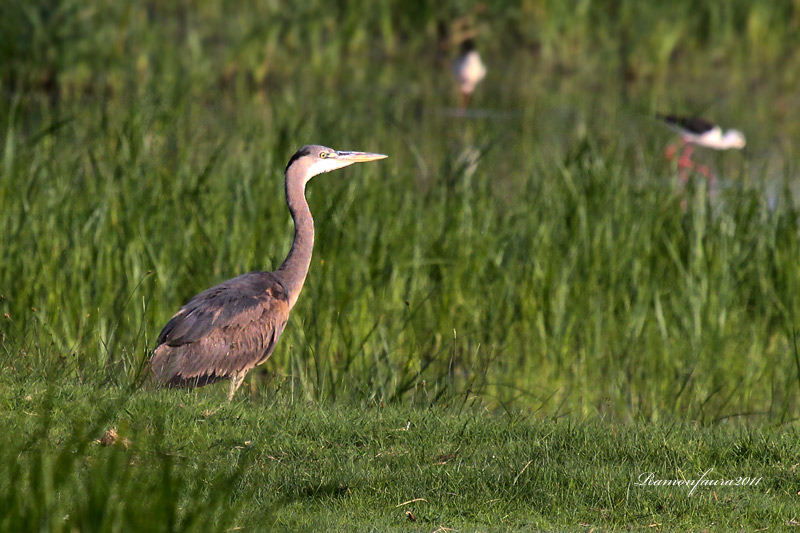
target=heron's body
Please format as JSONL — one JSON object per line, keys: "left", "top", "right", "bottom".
{"left": 151, "top": 272, "right": 289, "bottom": 391}
{"left": 453, "top": 39, "right": 486, "bottom": 108}
{"left": 150, "top": 145, "right": 387, "bottom": 400}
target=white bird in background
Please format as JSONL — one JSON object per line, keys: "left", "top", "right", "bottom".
{"left": 658, "top": 113, "right": 746, "bottom": 181}
{"left": 453, "top": 39, "right": 487, "bottom": 109}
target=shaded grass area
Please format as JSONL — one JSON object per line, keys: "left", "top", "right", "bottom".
{"left": 0, "top": 380, "right": 797, "bottom": 531}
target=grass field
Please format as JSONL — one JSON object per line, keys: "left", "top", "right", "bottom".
{"left": 2, "top": 0, "right": 800, "bottom": 530}
{"left": 2, "top": 381, "right": 799, "bottom": 530}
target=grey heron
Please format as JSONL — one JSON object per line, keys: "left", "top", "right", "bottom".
{"left": 150, "top": 145, "right": 388, "bottom": 401}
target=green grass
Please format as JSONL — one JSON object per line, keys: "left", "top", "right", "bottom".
{"left": 2, "top": 0, "right": 800, "bottom": 529}
{"left": 1, "top": 381, "right": 798, "bottom": 531}
{"left": 3, "top": 85, "right": 799, "bottom": 421}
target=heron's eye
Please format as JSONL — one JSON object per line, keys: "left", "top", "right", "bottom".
{"left": 319, "top": 152, "right": 328, "bottom": 159}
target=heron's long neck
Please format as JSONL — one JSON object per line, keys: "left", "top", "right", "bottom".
{"left": 277, "top": 170, "right": 314, "bottom": 309}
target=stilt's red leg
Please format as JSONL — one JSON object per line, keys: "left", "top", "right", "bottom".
{"left": 678, "top": 167, "right": 690, "bottom": 186}
{"left": 669, "top": 141, "right": 692, "bottom": 189}
{"left": 694, "top": 163, "right": 715, "bottom": 187}
{"left": 668, "top": 141, "right": 716, "bottom": 197}
{"left": 677, "top": 144, "right": 694, "bottom": 170}
{"left": 693, "top": 163, "right": 711, "bottom": 177}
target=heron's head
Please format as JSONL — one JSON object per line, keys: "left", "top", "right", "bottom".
{"left": 721, "top": 129, "right": 746, "bottom": 149}
{"left": 286, "top": 145, "right": 388, "bottom": 183}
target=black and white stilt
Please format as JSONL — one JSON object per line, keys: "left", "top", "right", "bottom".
{"left": 453, "top": 39, "right": 487, "bottom": 109}
{"left": 658, "top": 114, "right": 746, "bottom": 183}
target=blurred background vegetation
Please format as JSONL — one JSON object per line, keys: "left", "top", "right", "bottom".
{"left": 3, "top": 0, "right": 800, "bottom": 95}
{"left": 3, "top": 0, "right": 800, "bottom": 98}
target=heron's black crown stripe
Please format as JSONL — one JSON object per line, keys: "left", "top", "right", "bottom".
{"left": 285, "top": 148, "right": 311, "bottom": 173}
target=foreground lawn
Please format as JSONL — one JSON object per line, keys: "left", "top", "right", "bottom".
{"left": 1, "top": 381, "right": 797, "bottom": 531}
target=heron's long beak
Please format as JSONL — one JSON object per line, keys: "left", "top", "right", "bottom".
{"left": 335, "top": 151, "right": 388, "bottom": 163}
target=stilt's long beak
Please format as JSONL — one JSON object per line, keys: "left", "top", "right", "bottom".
{"left": 334, "top": 151, "right": 388, "bottom": 163}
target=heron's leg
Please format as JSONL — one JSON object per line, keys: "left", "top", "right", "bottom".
{"left": 228, "top": 371, "right": 246, "bottom": 402}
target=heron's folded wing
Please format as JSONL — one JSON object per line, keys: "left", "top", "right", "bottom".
{"left": 157, "top": 272, "right": 287, "bottom": 346}
{"left": 151, "top": 272, "right": 290, "bottom": 384}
